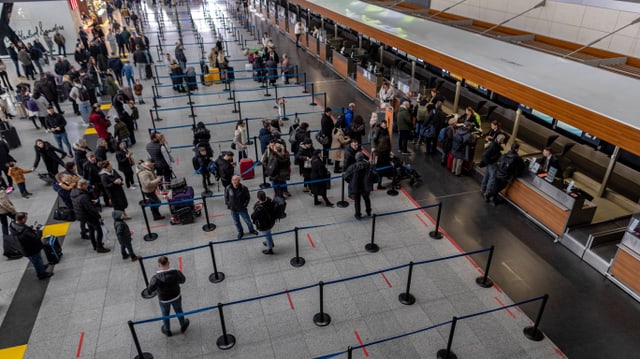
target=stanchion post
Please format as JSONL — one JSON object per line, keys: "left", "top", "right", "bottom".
{"left": 259, "top": 161, "right": 271, "bottom": 189}
{"left": 281, "top": 96, "right": 288, "bottom": 121}
{"left": 139, "top": 200, "right": 158, "bottom": 242}
{"left": 245, "top": 117, "right": 253, "bottom": 144}
{"left": 309, "top": 83, "right": 316, "bottom": 106}
{"left": 232, "top": 91, "right": 238, "bottom": 113}
{"left": 347, "top": 346, "right": 353, "bottom": 359}
{"left": 201, "top": 195, "right": 217, "bottom": 232}
{"left": 429, "top": 202, "right": 444, "bottom": 239}
{"left": 236, "top": 101, "right": 242, "bottom": 122}
{"left": 398, "top": 261, "right": 416, "bottom": 305}
{"left": 323, "top": 92, "right": 327, "bottom": 109}
{"left": 227, "top": 85, "right": 234, "bottom": 100}
{"left": 216, "top": 303, "right": 236, "bottom": 350}
{"left": 436, "top": 317, "right": 458, "bottom": 359}
{"left": 139, "top": 257, "right": 158, "bottom": 299}
{"left": 365, "top": 214, "right": 380, "bottom": 253}
{"left": 128, "top": 321, "right": 154, "bottom": 359}
{"left": 208, "top": 242, "right": 225, "bottom": 283}
{"left": 302, "top": 73, "right": 308, "bottom": 93}
{"left": 475, "top": 245, "right": 495, "bottom": 288}
{"left": 264, "top": 78, "right": 271, "bottom": 96}
{"left": 523, "top": 294, "right": 549, "bottom": 341}
{"left": 295, "top": 65, "right": 300, "bottom": 85}
{"left": 290, "top": 227, "right": 306, "bottom": 267}
{"left": 313, "top": 281, "right": 331, "bottom": 326}
{"left": 253, "top": 136, "right": 259, "bottom": 160}
{"left": 336, "top": 176, "right": 349, "bottom": 208}
{"left": 149, "top": 109, "right": 157, "bottom": 131}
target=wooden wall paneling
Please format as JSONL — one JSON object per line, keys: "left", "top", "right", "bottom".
{"left": 610, "top": 248, "right": 640, "bottom": 294}
{"left": 332, "top": 51, "right": 348, "bottom": 79}
{"left": 504, "top": 180, "right": 569, "bottom": 235}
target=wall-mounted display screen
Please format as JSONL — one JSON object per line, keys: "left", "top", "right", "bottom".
{"left": 556, "top": 121, "right": 583, "bottom": 137}
{"left": 532, "top": 109, "right": 554, "bottom": 125}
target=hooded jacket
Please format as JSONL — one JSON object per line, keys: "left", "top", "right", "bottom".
{"left": 9, "top": 221, "right": 42, "bottom": 257}
{"left": 71, "top": 187, "right": 101, "bottom": 222}
{"left": 112, "top": 210, "right": 131, "bottom": 244}
{"left": 147, "top": 267, "right": 186, "bottom": 302}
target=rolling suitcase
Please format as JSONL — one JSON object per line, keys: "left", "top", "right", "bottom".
{"left": 209, "top": 68, "right": 221, "bottom": 84}
{"left": 0, "top": 126, "right": 21, "bottom": 149}
{"left": 3, "top": 234, "right": 23, "bottom": 260}
{"left": 15, "top": 102, "right": 28, "bottom": 119}
{"left": 446, "top": 152, "right": 454, "bottom": 171}
{"left": 186, "top": 67, "right": 197, "bottom": 91}
{"left": 42, "top": 235, "right": 62, "bottom": 264}
{"left": 239, "top": 158, "right": 255, "bottom": 179}
{"left": 225, "top": 66, "right": 235, "bottom": 83}
{"left": 200, "top": 62, "right": 209, "bottom": 85}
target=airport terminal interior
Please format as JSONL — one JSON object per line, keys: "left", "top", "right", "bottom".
{"left": 0, "top": 0, "right": 640, "bottom": 358}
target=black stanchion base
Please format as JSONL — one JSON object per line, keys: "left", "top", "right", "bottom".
{"left": 264, "top": 93, "right": 271, "bottom": 97}
{"left": 202, "top": 223, "right": 217, "bottom": 232}
{"left": 216, "top": 334, "right": 236, "bottom": 350}
{"left": 386, "top": 189, "right": 399, "bottom": 196}
{"left": 436, "top": 349, "right": 458, "bottom": 359}
{"left": 144, "top": 233, "right": 159, "bottom": 242}
{"left": 141, "top": 288, "right": 157, "bottom": 299}
{"left": 188, "top": 114, "right": 197, "bottom": 118}
{"left": 134, "top": 352, "right": 154, "bottom": 359}
{"left": 155, "top": 118, "right": 163, "bottom": 121}
{"left": 290, "top": 256, "right": 306, "bottom": 267}
{"left": 429, "top": 230, "right": 443, "bottom": 240}
{"left": 523, "top": 326, "right": 545, "bottom": 341}
{"left": 336, "top": 201, "right": 349, "bottom": 208}
{"left": 313, "top": 312, "right": 331, "bottom": 327}
{"left": 232, "top": 109, "right": 239, "bottom": 113}
{"left": 209, "top": 272, "right": 226, "bottom": 283}
{"left": 281, "top": 117, "right": 289, "bottom": 121}
{"left": 365, "top": 243, "right": 379, "bottom": 253}
{"left": 475, "top": 276, "right": 494, "bottom": 288}
{"left": 398, "top": 292, "right": 416, "bottom": 305}
{"left": 259, "top": 182, "right": 272, "bottom": 189}
{"left": 309, "top": 102, "right": 317, "bottom": 106}
{"left": 227, "top": 96, "right": 234, "bottom": 100}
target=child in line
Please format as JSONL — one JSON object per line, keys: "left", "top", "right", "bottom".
{"left": 7, "top": 162, "right": 32, "bottom": 198}
{"left": 133, "top": 79, "right": 144, "bottom": 104}
{"left": 112, "top": 210, "right": 138, "bottom": 261}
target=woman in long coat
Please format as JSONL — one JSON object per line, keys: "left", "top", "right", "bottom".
{"left": 99, "top": 160, "right": 129, "bottom": 217}
{"left": 309, "top": 149, "right": 334, "bottom": 207}
{"left": 33, "top": 139, "right": 68, "bottom": 179}
{"left": 329, "top": 127, "right": 350, "bottom": 173}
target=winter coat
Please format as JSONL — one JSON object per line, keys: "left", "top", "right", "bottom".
{"left": 397, "top": 106, "right": 413, "bottom": 131}
{"left": 71, "top": 187, "right": 101, "bottom": 222}
{"left": 343, "top": 160, "right": 373, "bottom": 195}
{"left": 112, "top": 210, "right": 132, "bottom": 245}
{"left": 34, "top": 79, "right": 57, "bottom": 102}
{"left": 89, "top": 111, "right": 111, "bottom": 139}
{"left": 33, "top": 141, "right": 66, "bottom": 175}
{"left": 113, "top": 120, "right": 131, "bottom": 141}
{"left": 148, "top": 268, "right": 186, "bottom": 302}
{"left": 0, "top": 140, "right": 15, "bottom": 166}
{"left": 260, "top": 146, "right": 291, "bottom": 181}
{"left": 329, "top": 128, "right": 349, "bottom": 162}
{"left": 251, "top": 198, "right": 276, "bottom": 231}
{"left": 309, "top": 155, "right": 330, "bottom": 196}
{"left": 320, "top": 113, "right": 334, "bottom": 138}
{"left": 7, "top": 166, "right": 31, "bottom": 185}
{"left": 100, "top": 168, "right": 128, "bottom": 211}
{"left": 115, "top": 149, "right": 133, "bottom": 173}
{"left": 0, "top": 190, "right": 16, "bottom": 215}
{"left": 136, "top": 164, "right": 161, "bottom": 193}
{"left": 295, "top": 145, "right": 314, "bottom": 178}
{"left": 73, "top": 144, "right": 91, "bottom": 177}
{"left": 343, "top": 145, "right": 360, "bottom": 172}
{"left": 481, "top": 141, "right": 503, "bottom": 166}
{"left": 82, "top": 161, "right": 101, "bottom": 186}
{"left": 224, "top": 183, "right": 251, "bottom": 211}
{"left": 451, "top": 126, "right": 474, "bottom": 160}
{"left": 9, "top": 221, "right": 43, "bottom": 257}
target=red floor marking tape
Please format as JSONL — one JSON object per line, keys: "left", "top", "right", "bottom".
{"left": 286, "top": 289, "right": 295, "bottom": 310}
{"left": 179, "top": 256, "right": 183, "bottom": 272}
{"left": 76, "top": 331, "right": 85, "bottom": 358}
{"left": 149, "top": 224, "right": 168, "bottom": 229}
{"left": 208, "top": 213, "right": 225, "bottom": 219}
{"left": 415, "top": 214, "right": 429, "bottom": 227}
{"left": 354, "top": 330, "right": 369, "bottom": 357}
{"left": 176, "top": 157, "right": 180, "bottom": 166}
{"left": 380, "top": 272, "right": 392, "bottom": 288}
{"left": 494, "top": 297, "right": 516, "bottom": 319}
{"left": 307, "top": 233, "right": 316, "bottom": 248}
{"left": 554, "top": 347, "right": 568, "bottom": 358}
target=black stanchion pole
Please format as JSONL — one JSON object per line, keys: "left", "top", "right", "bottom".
{"left": 152, "top": 65, "right": 160, "bottom": 85}
{"left": 259, "top": 162, "right": 271, "bottom": 189}
{"left": 336, "top": 176, "right": 349, "bottom": 208}
{"left": 264, "top": 79, "right": 271, "bottom": 97}
{"left": 227, "top": 83, "right": 233, "bottom": 99}
{"left": 281, "top": 96, "right": 289, "bottom": 121}
{"left": 313, "top": 281, "right": 331, "bottom": 326}
{"left": 429, "top": 202, "right": 444, "bottom": 239}
{"left": 216, "top": 303, "right": 236, "bottom": 350}
{"left": 347, "top": 346, "right": 353, "bottom": 359}
{"left": 208, "top": 242, "right": 225, "bottom": 283}
{"left": 398, "top": 261, "right": 416, "bottom": 305}
{"left": 154, "top": 107, "right": 163, "bottom": 123}
{"left": 323, "top": 92, "right": 327, "bottom": 109}
{"left": 436, "top": 317, "right": 458, "bottom": 359}
{"left": 237, "top": 101, "right": 242, "bottom": 122}
{"left": 201, "top": 195, "right": 217, "bottom": 231}
{"left": 245, "top": 117, "right": 253, "bottom": 145}
{"left": 186, "top": 88, "right": 194, "bottom": 105}
{"left": 302, "top": 73, "right": 308, "bottom": 93}
{"left": 139, "top": 257, "right": 158, "bottom": 299}
{"left": 523, "top": 294, "right": 549, "bottom": 341}
{"left": 139, "top": 200, "right": 158, "bottom": 242}
{"left": 128, "top": 321, "right": 154, "bottom": 359}
{"left": 295, "top": 65, "right": 300, "bottom": 85}
{"left": 475, "top": 245, "right": 495, "bottom": 288}
{"left": 274, "top": 82, "right": 278, "bottom": 99}
{"left": 290, "top": 227, "right": 306, "bottom": 267}
{"left": 309, "top": 83, "right": 316, "bottom": 106}
{"left": 232, "top": 91, "right": 239, "bottom": 113}
{"left": 253, "top": 136, "right": 259, "bottom": 160}
{"left": 365, "top": 214, "right": 380, "bottom": 253}
{"left": 149, "top": 109, "right": 157, "bottom": 131}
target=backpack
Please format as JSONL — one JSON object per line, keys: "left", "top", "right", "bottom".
{"left": 78, "top": 86, "right": 90, "bottom": 102}
{"left": 422, "top": 124, "right": 436, "bottom": 138}
{"left": 207, "top": 161, "right": 220, "bottom": 180}
{"left": 265, "top": 156, "right": 279, "bottom": 177}
{"left": 273, "top": 195, "right": 287, "bottom": 220}
{"left": 438, "top": 127, "right": 447, "bottom": 143}
{"left": 417, "top": 104, "right": 429, "bottom": 123}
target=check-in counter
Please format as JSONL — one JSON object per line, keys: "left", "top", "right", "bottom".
{"left": 609, "top": 214, "right": 640, "bottom": 301}
{"left": 356, "top": 66, "right": 383, "bottom": 100}
{"left": 320, "top": 43, "right": 331, "bottom": 63}
{"left": 503, "top": 171, "right": 597, "bottom": 237}
{"left": 332, "top": 50, "right": 350, "bottom": 79}
{"left": 307, "top": 36, "right": 319, "bottom": 57}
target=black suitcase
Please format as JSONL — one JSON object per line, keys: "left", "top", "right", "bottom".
{"left": 145, "top": 64, "right": 153, "bottom": 79}
{"left": 200, "top": 62, "right": 209, "bottom": 85}
{"left": 1, "top": 127, "right": 21, "bottom": 149}
{"left": 186, "top": 67, "right": 197, "bottom": 90}
{"left": 225, "top": 66, "right": 235, "bottom": 83}
{"left": 42, "top": 235, "right": 62, "bottom": 264}
{"left": 3, "top": 234, "right": 23, "bottom": 260}
{"left": 169, "top": 177, "right": 187, "bottom": 191}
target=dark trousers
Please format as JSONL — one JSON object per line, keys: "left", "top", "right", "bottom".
{"left": 399, "top": 130, "right": 410, "bottom": 153}
{"left": 57, "top": 44, "right": 66, "bottom": 56}
{"left": 86, "top": 219, "right": 104, "bottom": 250}
{"left": 11, "top": 59, "right": 21, "bottom": 77}
{"left": 322, "top": 143, "right": 331, "bottom": 165}
{"left": 0, "top": 71, "right": 12, "bottom": 90}
{"left": 144, "top": 191, "right": 162, "bottom": 218}
{"left": 354, "top": 192, "right": 371, "bottom": 217}
{"left": 0, "top": 213, "right": 15, "bottom": 236}
{"left": 122, "top": 168, "right": 135, "bottom": 188}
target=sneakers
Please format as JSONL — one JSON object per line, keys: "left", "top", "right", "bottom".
{"left": 326, "top": 202, "right": 335, "bottom": 208}
{"left": 96, "top": 247, "right": 111, "bottom": 253}
{"left": 366, "top": 210, "right": 372, "bottom": 217}
{"left": 25, "top": 191, "right": 33, "bottom": 196}
{"left": 161, "top": 326, "right": 172, "bottom": 337}
{"left": 180, "top": 318, "right": 190, "bottom": 333}
{"left": 354, "top": 214, "right": 362, "bottom": 220}
{"left": 262, "top": 249, "right": 274, "bottom": 255}
{"left": 22, "top": 193, "right": 30, "bottom": 199}
{"left": 128, "top": 186, "right": 137, "bottom": 190}
{"left": 249, "top": 230, "right": 259, "bottom": 236}
{"left": 38, "top": 272, "right": 54, "bottom": 280}
{"left": 237, "top": 232, "right": 244, "bottom": 239}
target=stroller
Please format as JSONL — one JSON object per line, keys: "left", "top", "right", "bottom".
{"left": 166, "top": 180, "right": 202, "bottom": 225}
{"left": 390, "top": 155, "right": 422, "bottom": 189}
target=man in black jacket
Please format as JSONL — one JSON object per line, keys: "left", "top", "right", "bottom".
{"left": 34, "top": 73, "right": 64, "bottom": 114}
{"left": 224, "top": 175, "right": 258, "bottom": 239}
{"left": 45, "top": 106, "right": 73, "bottom": 155}
{"left": 320, "top": 107, "right": 334, "bottom": 165}
{"left": 215, "top": 151, "right": 235, "bottom": 188}
{"left": 485, "top": 143, "right": 525, "bottom": 206}
{"left": 132, "top": 45, "right": 149, "bottom": 80}
{"left": 480, "top": 134, "right": 505, "bottom": 196}
{"left": 0, "top": 139, "right": 15, "bottom": 188}
{"left": 251, "top": 190, "right": 276, "bottom": 254}
{"left": 10, "top": 212, "right": 53, "bottom": 279}
{"left": 147, "top": 256, "right": 189, "bottom": 336}
{"left": 343, "top": 152, "right": 374, "bottom": 220}
{"left": 71, "top": 179, "right": 110, "bottom": 252}
{"left": 7, "top": 43, "right": 21, "bottom": 77}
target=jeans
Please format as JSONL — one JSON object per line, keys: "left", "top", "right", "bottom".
{"left": 12, "top": 59, "right": 21, "bottom": 77}
{"left": 230, "top": 208, "right": 255, "bottom": 234}
{"left": 53, "top": 132, "right": 73, "bottom": 154}
{"left": 159, "top": 296, "right": 185, "bottom": 331}
{"left": 126, "top": 74, "right": 135, "bottom": 88}
{"left": 78, "top": 101, "right": 91, "bottom": 124}
{"left": 33, "top": 60, "right": 43, "bottom": 74}
{"left": 86, "top": 219, "right": 104, "bottom": 250}
{"left": 119, "top": 240, "right": 136, "bottom": 257}
{"left": 262, "top": 229, "right": 273, "bottom": 250}
{"left": 271, "top": 179, "right": 285, "bottom": 198}
{"left": 481, "top": 163, "right": 497, "bottom": 194}
{"left": 415, "top": 123, "right": 424, "bottom": 143}
{"left": 17, "top": 183, "right": 26, "bottom": 195}
{"left": 28, "top": 252, "right": 47, "bottom": 279}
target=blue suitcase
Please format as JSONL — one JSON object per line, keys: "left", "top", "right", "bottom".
{"left": 42, "top": 235, "right": 63, "bottom": 264}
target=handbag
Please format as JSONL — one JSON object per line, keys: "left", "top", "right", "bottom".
{"left": 315, "top": 132, "right": 329, "bottom": 145}
{"left": 53, "top": 197, "right": 76, "bottom": 222}
{"left": 230, "top": 142, "right": 236, "bottom": 150}
{"left": 304, "top": 158, "right": 312, "bottom": 168}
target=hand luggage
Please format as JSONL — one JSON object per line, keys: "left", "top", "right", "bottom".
{"left": 224, "top": 66, "right": 235, "bottom": 83}
{"left": 3, "top": 234, "right": 23, "bottom": 259}
{"left": 1, "top": 126, "right": 21, "bottom": 149}
{"left": 53, "top": 197, "right": 76, "bottom": 221}
{"left": 200, "top": 63, "right": 209, "bottom": 85}
{"left": 145, "top": 64, "right": 153, "bottom": 79}
{"left": 169, "top": 177, "right": 187, "bottom": 190}
{"left": 42, "top": 235, "right": 62, "bottom": 264}
{"left": 185, "top": 67, "right": 197, "bottom": 91}
{"left": 240, "top": 158, "right": 255, "bottom": 179}
{"left": 446, "top": 152, "right": 454, "bottom": 170}
{"left": 15, "top": 102, "right": 28, "bottom": 119}
{"left": 245, "top": 63, "right": 253, "bottom": 72}
{"left": 209, "top": 68, "right": 221, "bottom": 84}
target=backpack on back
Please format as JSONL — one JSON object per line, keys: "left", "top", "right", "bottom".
{"left": 78, "top": 87, "right": 90, "bottom": 102}
{"left": 417, "top": 104, "right": 429, "bottom": 123}
{"left": 207, "top": 161, "right": 220, "bottom": 180}
{"left": 438, "top": 127, "right": 448, "bottom": 143}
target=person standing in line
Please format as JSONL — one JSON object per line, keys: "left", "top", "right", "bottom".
{"left": 0, "top": 59, "right": 14, "bottom": 91}
{"left": 233, "top": 119, "right": 248, "bottom": 160}
{"left": 251, "top": 190, "right": 276, "bottom": 255}
{"left": 112, "top": 210, "right": 138, "bottom": 261}
{"left": 371, "top": 120, "right": 392, "bottom": 189}
{"left": 451, "top": 121, "right": 474, "bottom": 176}
{"left": 146, "top": 256, "right": 189, "bottom": 337}
{"left": 397, "top": 101, "right": 412, "bottom": 155}
{"left": 137, "top": 160, "right": 166, "bottom": 221}
{"left": 45, "top": 106, "right": 73, "bottom": 155}
{"left": 320, "top": 107, "right": 334, "bottom": 166}
{"left": 54, "top": 30, "right": 66, "bottom": 57}
{"left": 479, "top": 134, "right": 505, "bottom": 197}
{"left": 18, "top": 47, "right": 35, "bottom": 80}
{"left": 146, "top": 132, "right": 173, "bottom": 182}
{"left": 343, "top": 152, "right": 374, "bottom": 220}
{"left": 224, "top": 175, "right": 258, "bottom": 239}
{"left": 174, "top": 42, "right": 187, "bottom": 70}
{"left": 71, "top": 179, "right": 110, "bottom": 253}
{"left": 215, "top": 151, "right": 235, "bottom": 189}
{"left": 309, "top": 149, "right": 334, "bottom": 207}
{"left": 10, "top": 212, "right": 54, "bottom": 280}
{"left": 99, "top": 161, "right": 130, "bottom": 218}
{"left": 0, "top": 187, "right": 16, "bottom": 235}
{"left": 69, "top": 79, "right": 92, "bottom": 126}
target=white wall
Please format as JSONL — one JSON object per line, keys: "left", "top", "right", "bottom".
{"left": 6, "top": 1, "right": 79, "bottom": 54}
{"left": 430, "top": 0, "right": 640, "bottom": 58}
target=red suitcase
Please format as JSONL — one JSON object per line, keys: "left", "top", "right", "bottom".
{"left": 240, "top": 158, "right": 255, "bottom": 179}
{"left": 446, "top": 152, "right": 454, "bottom": 170}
